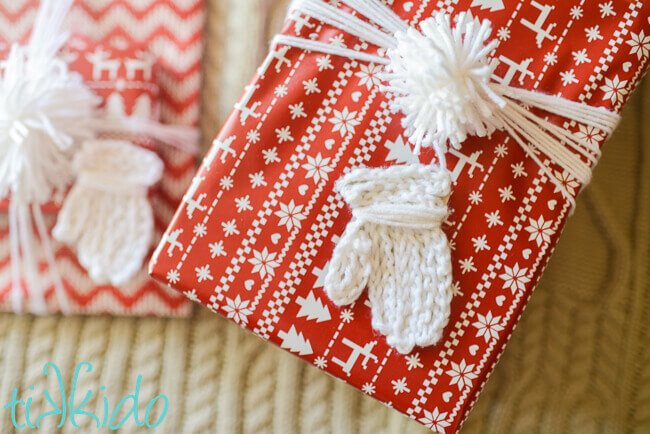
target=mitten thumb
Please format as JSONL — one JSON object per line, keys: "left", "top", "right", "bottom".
{"left": 324, "top": 219, "right": 373, "bottom": 306}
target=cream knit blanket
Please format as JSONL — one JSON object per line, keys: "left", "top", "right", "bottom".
{"left": 0, "top": 1, "right": 648, "bottom": 432}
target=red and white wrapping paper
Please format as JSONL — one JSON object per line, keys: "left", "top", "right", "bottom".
{"left": 0, "top": 0, "right": 204, "bottom": 316}
{"left": 151, "top": 0, "right": 650, "bottom": 431}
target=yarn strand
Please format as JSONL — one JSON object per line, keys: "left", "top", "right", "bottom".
{"left": 277, "top": 0, "right": 620, "bottom": 207}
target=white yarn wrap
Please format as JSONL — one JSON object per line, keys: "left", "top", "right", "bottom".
{"left": 326, "top": 165, "right": 452, "bottom": 354}
{"left": 274, "top": 0, "right": 622, "bottom": 352}
{"left": 275, "top": 0, "right": 620, "bottom": 202}
{"left": 0, "top": 0, "right": 198, "bottom": 312}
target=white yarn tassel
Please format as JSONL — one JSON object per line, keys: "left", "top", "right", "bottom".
{"left": 0, "top": 0, "right": 98, "bottom": 312}
{"left": 381, "top": 12, "right": 618, "bottom": 200}
{"left": 0, "top": 0, "right": 200, "bottom": 311}
{"left": 382, "top": 13, "right": 502, "bottom": 155}
{"left": 53, "top": 140, "right": 163, "bottom": 286}
{"left": 325, "top": 165, "right": 453, "bottom": 354}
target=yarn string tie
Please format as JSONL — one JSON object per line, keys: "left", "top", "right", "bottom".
{"left": 274, "top": 0, "right": 620, "bottom": 207}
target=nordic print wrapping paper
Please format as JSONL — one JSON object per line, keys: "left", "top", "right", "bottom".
{"left": 151, "top": 0, "right": 650, "bottom": 431}
{"left": 0, "top": 0, "right": 204, "bottom": 315}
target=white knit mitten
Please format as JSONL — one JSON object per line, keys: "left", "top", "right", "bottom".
{"left": 324, "top": 164, "right": 453, "bottom": 354}
{"left": 53, "top": 140, "right": 163, "bottom": 286}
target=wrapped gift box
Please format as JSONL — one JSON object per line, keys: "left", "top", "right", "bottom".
{"left": 0, "top": 0, "right": 204, "bottom": 315}
{"left": 151, "top": 0, "right": 650, "bottom": 430}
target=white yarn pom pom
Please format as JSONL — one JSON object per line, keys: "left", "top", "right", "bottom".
{"left": 0, "top": 44, "right": 98, "bottom": 204}
{"left": 382, "top": 12, "right": 504, "bottom": 154}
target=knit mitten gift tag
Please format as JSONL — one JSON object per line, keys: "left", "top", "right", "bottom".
{"left": 151, "top": 0, "right": 649, "bottom": 431}
{"left": 0, "top": 0, "right": 204, "bottom": 316}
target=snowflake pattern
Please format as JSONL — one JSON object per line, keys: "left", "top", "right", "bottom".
{"left": 600, "top": 75, "right": 628, "bottom": 104}
{"left": 459, "top": 257, "right": 477, "bottom": 274}
{"left": 329, "top": 34, "right": 346, "bottom": 47}
{"left": 340, "top": 309, "right": 354, "bottom": 323}
{"left": 572, "top": 49, "right": 590, "bottom": 65}
{"left": 249, "top": 171, "right": 267, "bottom": 188}
{"left": 553, "top": 170, "right": 580, "bottom": 196}
{"left": 248, "top": 247, "right": 280, "bottom": 278}
{"left": 275, "top": 126, "right": 293, "bottom": 143}
{"left": 355, "top": 63, "right": 381, "bottom": 89}
{"left": 235, "top": 195, "right": 253, "bottom": 213}
{"left": 405, "top": 353, "right": 423, "bottom": 371}
{"left": 473, "top": 311, "right": 504, "bottom": 343}
{"left": 511, "top": 162, "right": 527, "bottom": 178}
{"left": 195, "top": 265, "right": 213, "bottom": 282}
{"left": 262, "top": 147, "right": 281, "bottom": 165}
{"left": 497, "top": 27, "right": 510, "bottom": 41}
{"left": 193, "top": 223, "right": 207, "bottom": 237}
{"left": 222, "top": 219, "right": 240, "bottom": 237}
{"left": 419, "top": 408, "right": 451, "bottom": 432}
{"left": 598, "top": 1, "right": 615, "bottom": 18}
{"left": 391, "top": 377, "right": 411, "bottom": 394}
{"left": 627, "top": 30, "right": 650, "bottom": 60}
{"left": 274, "top": 84, "right": 288, "bottom": 98}
{"left": 222, "top": 295, "right": 253, "bottom": 325}
{"left": 246, "top": 129, "right": 260, "bottom": 143}
{"left": 303, "top": 153, "right": 334, "bottom": 183}
{"left": 275, "top": 200, "right": 307, "bottom": 230}
{"left": 485, "top": 211, "right": 503, "bottom": 228}
{"left": 500, "top": 263, "right": 531, "bottom": 293}
{"left": 316, "top": 55, "right": 333, "bottom": 71}
{"left": 289, "top": 102, "right": 307, "bottom": 119}
{"left": 472, "top": 235, "right": 490, "bottom": 251}
{"left": 469, "top": 191, "right": 482, "bottom": 205}
{"left": 184, "top": 289, "right": 200, "bottom": 303}
{"left": 362, "top": 382, "right": 376, "bottom": 395}
{"left": 494, "top": 143, "right": 508, "bottom": 157}
{"left": 543, "top": 51, "right": 557, "bottom": 65}
{"left": 525, "top": 215, "right": 554, "bottom": 246}
{"left": 209, "top": 241, "right": 226, "bottom": 258}
{"left": 569, "top": 6, "right": 583, "bottom": 20}
{"left": 559, "top": 69, "right": 579, "bottom": 86}
{"left": 446, "top": 359, "right": 478, "bottom": 391}
{"left": 585, "top": 26, "right": 603, "bottom": 42}
{"left": 167, "top": 269, "right": 180, "bottom": 284}
{"left": 220, "top": 176, "right": 234, "bottom": 190}
{"left": 303, "top": 78, "right": 320, "bottom": 94}
{"left": 329, "top": 107, "right": 360, "bottom": 137}
{"left": 498, "top": 185, "right": 515, "bottom": 202}
{"left": 575, "top": 125, "right": 604, "bottom": 146}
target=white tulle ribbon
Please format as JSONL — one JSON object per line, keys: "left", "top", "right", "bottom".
{"left": 0, "top": 0, "right": 198, "bottom": 313}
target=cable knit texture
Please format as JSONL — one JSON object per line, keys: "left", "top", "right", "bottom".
{"left": 0, "top": 1, "right": 648, "bottom": 433}
{"left": 325, "top": 165, "right": 452, "bottom": 354}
